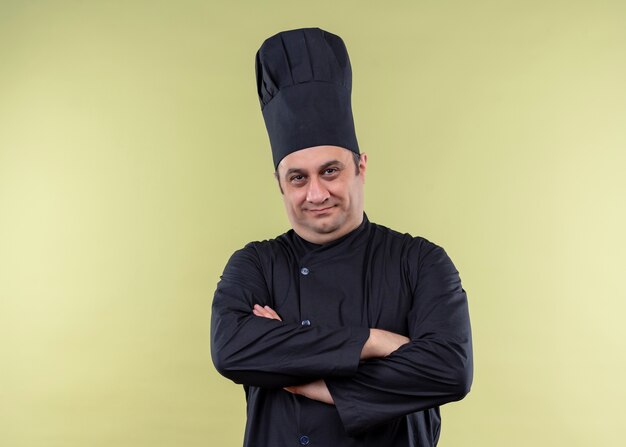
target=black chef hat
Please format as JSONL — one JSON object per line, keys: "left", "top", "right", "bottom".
{"left": 255, "top": 27, "right": 360, "bottom": 169}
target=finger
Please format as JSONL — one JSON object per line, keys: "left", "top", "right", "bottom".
{"left": 252, "top": 304, "right": 264, "bottom": 314}
{"left": 253, "top": 304, "right": 279, "bottom": 320}
{"left": 283, "top": 386, "right": 297, "bottom": 394}
{"left": 252, "top": 304, "right": 270, "bottom": 318}
{"left": 264, "top": 305, "right": 282, "bottom": 321}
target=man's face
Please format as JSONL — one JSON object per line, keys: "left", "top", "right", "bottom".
{"left": 276, "top": 145, "right": 367, "bottom": 244}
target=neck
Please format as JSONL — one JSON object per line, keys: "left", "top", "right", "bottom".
{"left": 295, "top": 213, "right": 364, "bottom": 245}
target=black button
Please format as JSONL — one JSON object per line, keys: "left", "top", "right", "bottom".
{"left": 300, "top": 267, "right": 309, "bottom": 275}
{"left": 301, "top": 319, "right": 311, "bottom": 326}
{"left": 299, "top": 435, "right": 310, "bottom": 445}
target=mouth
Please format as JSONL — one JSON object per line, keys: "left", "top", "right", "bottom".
{"left": 306, "top": 205, "right": 335, "bottom": 215}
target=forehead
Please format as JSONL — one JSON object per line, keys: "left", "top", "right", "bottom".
{"left": 278, "top": 145, "right": 352, "bottom": 171}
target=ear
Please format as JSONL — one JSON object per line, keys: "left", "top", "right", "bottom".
{"left": 359, "top": 153, "right": 368, "bottom": 180}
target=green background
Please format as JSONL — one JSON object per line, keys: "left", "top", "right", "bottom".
{"left": 1, "top": 1, "right": 625, "bottom": 445}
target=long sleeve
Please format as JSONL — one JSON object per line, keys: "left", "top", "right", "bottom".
{"left": 325, "top": 243, "right": 473, "bottom": 435}
{"left": 211, "top": 244, "right": 370, "bottom": 388}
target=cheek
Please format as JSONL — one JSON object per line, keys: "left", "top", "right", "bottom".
{"left": 331, "top": 183, "right": 351, "bottom": 200}
{"left": 284, "top": 190, "right": 305, "bottom": 208}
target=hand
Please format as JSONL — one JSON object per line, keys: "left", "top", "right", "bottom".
{"left": 360, "top": 328, "right": 410, "bottom": 360}
{"left": 284, "top": 379, "right": 334, "bottom": 405}
{"left": 254, "top": 307, "right": 332, "bottom": 404}
{"left": 252, "top": 304, "right": 282, "bottom": 321}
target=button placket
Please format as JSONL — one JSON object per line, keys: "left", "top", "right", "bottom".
{"left": 299, "top": 266, "right": 311, "bottom": 327}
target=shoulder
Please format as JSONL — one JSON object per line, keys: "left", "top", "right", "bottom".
{"left": 369, "top": 221, "right": 444, "bottom": 261}
{"left": 235, "top": 230, "right": 294, "bottom": 258}
{"left": 368, "top": 221, "right": 460, "bottom": 285}
{"left": 224, "top": 230, "right": 295, "bottom": 270}
{"left": 370, "top": 223, "right": 463, "bottom": 299}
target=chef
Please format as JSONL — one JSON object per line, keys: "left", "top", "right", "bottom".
{"left": 211, "top": 27, "right": 473, "bottom": 447}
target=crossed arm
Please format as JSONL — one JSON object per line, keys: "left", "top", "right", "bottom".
{"left": 212, "top": 243, "right": 472, "bottom": 434}
{"left": 252, "top": 304, "right": 410, "bottom": 404}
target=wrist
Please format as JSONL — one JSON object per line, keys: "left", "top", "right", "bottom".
{"left": 360, "top": 328, "right": 410, "bottom": 360}
{"left": 360, "top": 328, "right": 381, "bottom": 359}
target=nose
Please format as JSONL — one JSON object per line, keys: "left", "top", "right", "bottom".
{"left": 306, "top": 176, "right": 330, "bottom": 204}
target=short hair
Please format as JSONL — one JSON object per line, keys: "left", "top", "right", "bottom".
{"left": 351, "top": 151, "right": 361, "bottom": 175}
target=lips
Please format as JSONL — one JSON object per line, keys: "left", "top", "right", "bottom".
{"left": 306, "top": 205, "right": 335, "bottom": 214}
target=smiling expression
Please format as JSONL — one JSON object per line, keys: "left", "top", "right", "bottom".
{"left": 276, "top": 145, "right": 367, "bottom": 244}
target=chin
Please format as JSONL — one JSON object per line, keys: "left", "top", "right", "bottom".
{"left": 313, "top": 225, "right": 340, "bottom": 235}
{"left": 311, "top": 218, "right": 344, "bottom": 234}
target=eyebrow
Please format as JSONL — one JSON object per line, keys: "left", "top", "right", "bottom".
{"left": 284, "top": 160, "right": 345, "bottom": 177}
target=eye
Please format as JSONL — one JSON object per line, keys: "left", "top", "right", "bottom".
{"left": 322, "top": 168, "right": 338, "bottom": 176}
{"left": 290, "top": 174, "right": 306, "bottom": 184}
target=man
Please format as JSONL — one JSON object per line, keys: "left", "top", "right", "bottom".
{"left": 211, "top": 28, "right": 472, "bottom": 447}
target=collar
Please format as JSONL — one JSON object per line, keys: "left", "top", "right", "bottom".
{"left": 290, "top": 213, "right": 371, "bottom": 258}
